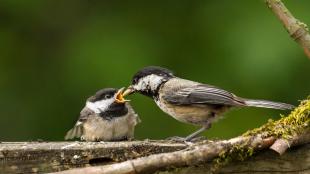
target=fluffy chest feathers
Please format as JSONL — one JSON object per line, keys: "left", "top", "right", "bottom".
{"left": 82, "top": 103, "right": 140, "bottom": 141}
{"left": 82, "top": 113, "right": 135, "bottom": 141}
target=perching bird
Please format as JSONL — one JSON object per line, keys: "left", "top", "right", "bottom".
{"left": 65, "top": 88, "right": 140, "bottom": 141}
{"left": 123, "top": 66, "right": 294, "bottom": 141}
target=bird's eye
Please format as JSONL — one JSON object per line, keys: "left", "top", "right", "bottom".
{"left": 105, "top": 95, "right": 112, "bottom": 99}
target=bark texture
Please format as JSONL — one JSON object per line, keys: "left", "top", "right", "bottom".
{"left": 1, "top": 98, "right": 309, "bottom": 174}
{"left": 0, "top": 141, "right": 309, "bottom": 174}
{"left": 0, "top": 141, "right": 186, "bottom": 173}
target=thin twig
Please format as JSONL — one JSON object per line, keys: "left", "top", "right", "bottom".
{"left": 270, "top": 138, "right": 290, "bottom": 155}
{"left": 266, "top": 0, "right": 310, "bottom": 59}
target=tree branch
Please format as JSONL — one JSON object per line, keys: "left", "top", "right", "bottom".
{"left": 1, "top": 98, "right": 309, "bottom": 174}
{"left": 53, "top": 98, "right": 310, "bottom": 174}
{"left": 53, "top": 132, "right": 310, "bottom": 174}
{"left": 0, "top": 141, "right": 186, "bottom": 173}
{"left": 266, "top": 0, "right": 310, "bottom": 59}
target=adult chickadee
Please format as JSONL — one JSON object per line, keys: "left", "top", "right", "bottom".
{"left": 65, "top": 88, "right": 140, "bottom": 141}
{"left": 123, "top": 66, "right": 294, "bottom": 141}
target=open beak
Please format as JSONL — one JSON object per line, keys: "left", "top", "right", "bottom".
{"left": 122, "top": 85, "right": 135, "bottom": 97}
{"left": 115, "top": 87, "right": 130, "bottom": 104}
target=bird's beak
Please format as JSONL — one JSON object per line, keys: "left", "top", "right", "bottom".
{"left": 115, "top": 87, "right": 130, "bottom": 104}
{"left": 122, "top": 85, "right": 135, "bottom": 97}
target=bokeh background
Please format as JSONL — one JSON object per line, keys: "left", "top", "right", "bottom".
{"left": 0, "top": 0, "right": 309, "bottom": 141}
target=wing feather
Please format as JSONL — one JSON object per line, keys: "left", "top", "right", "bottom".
{"left": 64, "top": 107, "right": 94, "bottom": 140}
{"left": 163, "top": 84, "right": 245, "bottom": 106}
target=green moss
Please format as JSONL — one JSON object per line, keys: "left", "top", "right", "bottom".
{"left": 244, "top": 97, "right": 310, "bottom": 138}
{"left": 212, "top": 143, "right": 254, "bottom": 172}
{"left": 212, "top": 97, "right": 310, "bottom": 172}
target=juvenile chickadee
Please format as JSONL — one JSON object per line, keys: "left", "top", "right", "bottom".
{"left": 65, "top": 88, "right": 140, "bottom": 141}
{"left": 123, "top": 66, "right": 294, "bottom": 141}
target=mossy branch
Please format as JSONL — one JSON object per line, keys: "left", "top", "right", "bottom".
{"left": 55, "top": 97, "right": 310, "bottom": 174}
{"left": 266, "top": 0, "right": 310, "bottom": 59}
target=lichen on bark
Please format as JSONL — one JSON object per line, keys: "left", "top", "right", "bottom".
{"left": 212, "top": 97, "right": 310, "bottom": 172}
{"left": 243, "top": 97, "right": 310, "bottom": 138}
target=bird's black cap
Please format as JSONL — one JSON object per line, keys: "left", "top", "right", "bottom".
{"left": 131, "top": 66, "right": 174, "bottom": 85}
{"left": 87, "top": 88, "right": 118, "bottom": 102}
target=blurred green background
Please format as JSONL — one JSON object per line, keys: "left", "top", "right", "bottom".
{"left": 0, "top": 0, "right": 309, "bottom": 141}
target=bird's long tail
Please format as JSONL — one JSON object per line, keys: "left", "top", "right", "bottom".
{"left": 243, "top": 98, "right": 294, "bottom": 110}
{"left": 64, "top": 123, "right": 83, "bottom": 140}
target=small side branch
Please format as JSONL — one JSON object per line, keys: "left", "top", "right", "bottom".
{"left": 266, "top": 0, "right": 310, "bottom": 59}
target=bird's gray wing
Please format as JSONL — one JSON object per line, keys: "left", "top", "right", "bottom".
{"left": 65, "top": 107, "right": 94, "bottom": 140}
{"left": 78, "top": 107, "right": 94, "bottom": 122}
{"left": 163, "top": 84, "right": 245, "bottom": 106}
{"left": 125, "top": 103, "right": 141, "bottom": 124}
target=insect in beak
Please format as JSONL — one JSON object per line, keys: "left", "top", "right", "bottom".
{"left": 122, "top": 86, "right": 135, "bottom": 97}
{"left": 115, "top": 87, "right": 130, "bottom": 103}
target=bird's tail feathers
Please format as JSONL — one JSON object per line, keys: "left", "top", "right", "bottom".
{"left": 64, "top": 123, "right": 83, "bottom": 140}
{"left": 243, "top": 98, "right": 294, "bottom": 110}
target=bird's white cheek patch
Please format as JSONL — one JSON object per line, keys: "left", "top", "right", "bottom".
{"left": 135, "top": 75, "right": 164, "bottom": 91}
{"left": 86, "top": 99, "right": 114, "bottom": 113}
{"left": 148, "top": 75, "right": 164, "bottom": 90}
{"left": 134, "top": 81, "right": 146, "bottom": 91}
